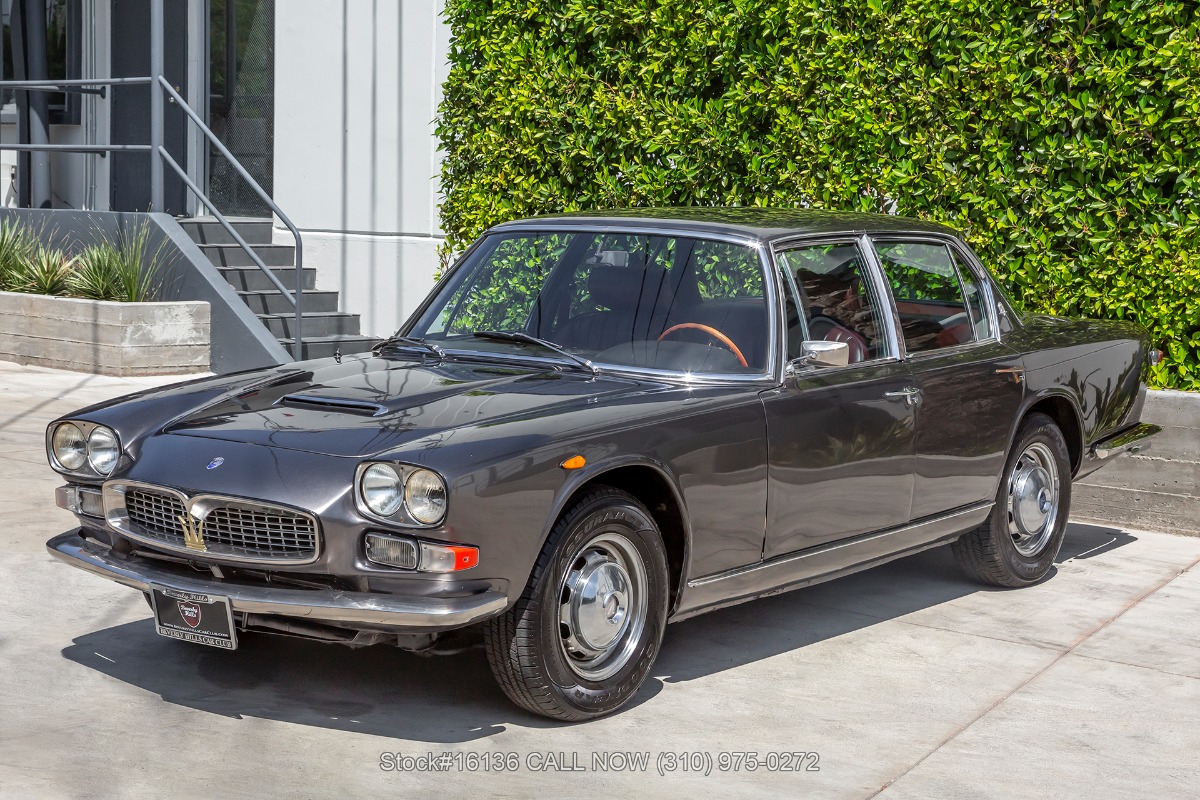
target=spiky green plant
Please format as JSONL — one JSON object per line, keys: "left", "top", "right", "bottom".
{"left": 14, "top": 246, "right": 74, "bottom": 296}
{"left": 69, "top": 242, "right": 125, "bottom": 300}
{"left": 0, "top": 218, "right": 37, "bottom": 292}
{"left": 70, "top": 220, "right": 163, "bottom": 302}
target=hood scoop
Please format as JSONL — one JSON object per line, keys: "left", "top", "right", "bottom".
{"left": 277, "top": 393, "right": 388, "bottom": 417}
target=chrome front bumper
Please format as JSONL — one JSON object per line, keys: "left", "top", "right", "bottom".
{"left": 46, "top": 531, "right": 509, "bottom": 630}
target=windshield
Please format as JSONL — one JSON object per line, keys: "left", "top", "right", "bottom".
{"left": 407, "top": 230, "right": 771, "bottom": 375}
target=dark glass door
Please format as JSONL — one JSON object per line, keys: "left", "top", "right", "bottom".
{"left": 208, "top": 0, "right": 274, "bottom": 217}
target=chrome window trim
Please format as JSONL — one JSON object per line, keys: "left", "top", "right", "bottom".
{"left": 867, "top": 233, "right": 1003, "bottom": 360}
{"left": 405, "top": 225, "right": 780, "bottom": 385}
{"left": 102, "top": 479, "right": 322, "bottom": 566}
{"left": 768, "top": 233, "right": 904, "bottom": 377}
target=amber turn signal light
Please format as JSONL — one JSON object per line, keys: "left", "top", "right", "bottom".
{"left": 560, "top": 455, "right": 586, "bottom": 470}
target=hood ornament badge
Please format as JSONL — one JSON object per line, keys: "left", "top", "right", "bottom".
{"left": 206, "top": 457, "right": 225, "bottom": 470}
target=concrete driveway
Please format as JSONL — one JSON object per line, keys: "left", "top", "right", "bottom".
{"left": 2, "top": 361, "right": 1198, "bottom": 799}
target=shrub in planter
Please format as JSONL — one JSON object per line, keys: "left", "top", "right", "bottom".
{"left": 69, "top": 222, "right": 162, "bottom": 303}
{"left": 13, "top": 246, "right": 74, "bottom": 296}
{"left": 0, "top": 218, "right": 37, "bottom": 292}
{"left": 0, "top": 219, "right": 162, "bottom": 303}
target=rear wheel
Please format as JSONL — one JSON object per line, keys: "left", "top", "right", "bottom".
{"left": 953, "top": 412, "right": 1072, "bottom": 587}
{"left": 483, "top": 486, "right": 669, "bottom": 720}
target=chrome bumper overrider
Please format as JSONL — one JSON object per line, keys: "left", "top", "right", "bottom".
{"left": 46, "top": 531, "right": 508, "bottom": 630}
{"left": 1091, "top": 422, "right": 1162, "bottom": 460}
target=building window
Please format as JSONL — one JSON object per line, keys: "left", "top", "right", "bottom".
{"left": 1, "top": 0, "right": 83, "bottom": 126}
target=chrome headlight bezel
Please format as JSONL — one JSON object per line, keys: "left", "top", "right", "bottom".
{"left": 47, "top": 420, "right": 122, "bottom": 478}
{"left": 354, "top": 462, "right": 449, "bottom": 527}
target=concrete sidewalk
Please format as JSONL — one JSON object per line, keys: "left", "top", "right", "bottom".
{"left": 1, "top": 361, "right": 1198, "bottom": 799}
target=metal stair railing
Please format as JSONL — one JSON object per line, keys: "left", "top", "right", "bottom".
{"left": 155, "top": 76, "right": 304, "bottom": 359}
{"left": 0, "top": 0, "right": 304, "bottom": 359}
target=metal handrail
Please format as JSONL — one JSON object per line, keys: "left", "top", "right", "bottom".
{"left": 0, "top": 143, "right": 151, "bottom": 153}
{"left": 0, "top": 40, "right": 305, "bottom": 358}
{"left": 0, "top": 76, "right": 153, "bottom": 97}
{"left": 158, "top": 146, "right": 297, "bottom": 305}
{"left": 157, "top": 76, "right": 305, "bottom": 357}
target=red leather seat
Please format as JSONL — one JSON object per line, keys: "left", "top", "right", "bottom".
{"left": 807, "top": 315, "right": 869, "bottom": 363}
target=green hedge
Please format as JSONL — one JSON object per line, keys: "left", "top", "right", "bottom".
{"left": 437, "top": 0, "right": 1200, "bottom": 389}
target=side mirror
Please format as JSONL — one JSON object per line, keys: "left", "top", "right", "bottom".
{"left": 788, "top": 340, "right": 850, "bottom": 373}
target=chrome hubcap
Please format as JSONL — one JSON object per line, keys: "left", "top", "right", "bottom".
{"left": 1008, "top": 442, "right": 1060, "bottom": 556}
{"left": 558, "top": 532, "right": 647, "bottom": 681}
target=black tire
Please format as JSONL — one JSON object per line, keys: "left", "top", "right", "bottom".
{"left": 952, "top": 412, "right": 1072, "bottom": 588}
{"left": 483, "top": 486, "right": 670, "bottom": 721}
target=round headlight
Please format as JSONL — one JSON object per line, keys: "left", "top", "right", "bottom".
{"left": 51, "top": 423, "right": 87, "bottom": 470}
{"left": 361, "top": 463, "right": 404, "bottom": 517}
{"left": 405, "top": 468, "right": 447, "bottom": 525}
{"left": 87, "top": 426, "right": 120, "bottom": 476}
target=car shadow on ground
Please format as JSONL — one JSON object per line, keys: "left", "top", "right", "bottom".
{"left": 61, "top": 522, "right": 1136, "bottom": 742}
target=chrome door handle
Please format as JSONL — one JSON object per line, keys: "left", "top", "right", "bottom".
{"left": 995, "top": 367, "right": 1025, "bottom": 384}
{"left": 884, "top": 387, "right": 922, "bottom": 406}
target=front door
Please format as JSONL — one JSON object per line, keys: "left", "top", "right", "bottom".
{"left": 870, "top": 237, "right": 1025, "bottom": 519}
{"left": 762, "top": 238, "right": 916, "bottom": 559}
{"left": 109, "top": 0, "right": 189, "bottom": 213}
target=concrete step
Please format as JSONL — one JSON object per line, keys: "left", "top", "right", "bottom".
{"left": 237, "top": 290, "right": 338, "bottom": 315}
{"left": 258, "top": 311, "right": 361, "bottom": 338}
{"left": 199, "top": 243, "right": 296, "bottom": 267}
{"left": 218, "top": 267, "right": 315, "bottom": 292}
{"left": 178, "top": 217, "right": 273, "bottom": 245}
{"left": 278, "top": 335, "right": 380, "bottom": 360}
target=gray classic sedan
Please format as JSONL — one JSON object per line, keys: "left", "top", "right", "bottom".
{"left": 45, "top": 209, "right": 1160, "bottom": 720}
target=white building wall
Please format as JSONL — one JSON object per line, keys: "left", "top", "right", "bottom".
{"left": 273, "top": 0, "right": 450, "bottom": 337}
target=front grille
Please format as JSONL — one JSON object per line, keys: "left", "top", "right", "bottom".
{"left": 203, "top": 506, "right": 317, "bottom": 559}
{"left": 126, "top": 489, "right": 186, "bottom": 542}
{"left": 123, "top": 487, "right": 318, "bottom": 563}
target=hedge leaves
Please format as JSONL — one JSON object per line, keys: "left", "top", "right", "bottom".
{"left": 438, "top": 0, "right": 1200, "bottom": 389}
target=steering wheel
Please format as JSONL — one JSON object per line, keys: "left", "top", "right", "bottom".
{"left": 658, "top": 323, "right": 748, "bottom": 367}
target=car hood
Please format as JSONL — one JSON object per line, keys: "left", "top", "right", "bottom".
{"left": 162, "top": 354, "right": 655, "bottom": 458}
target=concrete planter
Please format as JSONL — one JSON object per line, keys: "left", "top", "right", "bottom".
{"left": 0, "top": 291, "right": 210, "bottom": 376}
{"left": 1075, "top": 389, "right": 1200, "bottom": 535}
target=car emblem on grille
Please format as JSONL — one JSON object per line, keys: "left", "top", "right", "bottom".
{"left": 206, "top": 457, "right": 225, "bottom": 470}
{"left": 179, "top": 510, "right": 207, "bottom": 552}
{"left": 177, "top": 600, "right": 202, "bottom": 628}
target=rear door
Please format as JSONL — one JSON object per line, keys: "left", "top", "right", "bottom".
{"left": 761, "top": 237, "right": 916, "bottom": 558}
{"left": 869, "top": 237, "right": 1025, "bottom": 519}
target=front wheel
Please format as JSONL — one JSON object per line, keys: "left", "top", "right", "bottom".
{"left": 952, "top": 412, "right": 1072, "bottom": 587}
{"left": 483, "top": 486, "right": 669, "bottom": 721}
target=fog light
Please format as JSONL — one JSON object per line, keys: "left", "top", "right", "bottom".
{"left": 54, "top": 486, "right": 103, "bottom": 517}
{"left": 77, "top": 487, "right": 104, "bottom": 517}
{"left": 364, "top": 532, "right": 418, "bottom": 569}
{"left": 363, "top": 532, "right": 479, "bottom": 572}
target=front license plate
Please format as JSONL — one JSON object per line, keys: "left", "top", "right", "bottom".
{"left": 150, "top": 586, "right": 238, "bottom": 650}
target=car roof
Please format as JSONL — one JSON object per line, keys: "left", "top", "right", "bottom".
{"left": 489, "top": 207, "right": 958, "bottom": 243}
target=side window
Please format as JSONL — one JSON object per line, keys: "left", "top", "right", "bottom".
{"left": 777, "top": 242, "right": 891, "bottom": 364}
{"left": 951, "top": 250, "right": 993, "bottom": 341}
{"left": 688, "top": 240, "right": 764, "bottom": 300}
{"left": 874, "top": 240, "right": 976, "bottom": 354}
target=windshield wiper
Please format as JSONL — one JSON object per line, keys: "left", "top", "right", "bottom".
{"left": 373, "top": 334, "right": 446, "bottom": 360}
{"left": 472, "top": 330, "right": 599, "bottom": 377}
